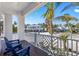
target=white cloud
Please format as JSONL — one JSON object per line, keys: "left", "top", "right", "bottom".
{"left": 74, "top": 9, "right": 79, "bottom": 12}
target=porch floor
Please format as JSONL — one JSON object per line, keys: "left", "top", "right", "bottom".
{"left": 0, "top": 40, "right": 48, "bottom": 56}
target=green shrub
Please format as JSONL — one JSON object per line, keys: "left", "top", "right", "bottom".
{"left": 13, "top": 25, "right": 17, "bottom": 33}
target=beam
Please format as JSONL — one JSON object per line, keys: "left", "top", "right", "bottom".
{"left": 22, "top": 2, "right": 47, "bottom": 16}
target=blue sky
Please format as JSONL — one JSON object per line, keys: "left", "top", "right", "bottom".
{"left": 13, "top": 2, "right": 79, "bottom": 25}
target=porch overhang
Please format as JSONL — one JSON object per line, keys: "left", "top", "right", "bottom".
{"left": 0, "top": 2, "right": 46, "bottom": 15}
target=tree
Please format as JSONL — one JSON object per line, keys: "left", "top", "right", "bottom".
{"left": 59, "top": 32, "right": 68, "bottom": 52}
{"left": 42, "top": 2, "right": 79, "bottom": 54}
{"left": 61, "top": 2, "right": 79, "bottom": 12}
{"left": 14, "top": 21, "right": 17, "bottom": 25}
{"left": 13, "top": 21, "right": 17, "bottom": 33}
{"left": 43, "top": 3, "right": 54, "bottom": 34}
{"left": 75, "top": 23, "right": 79, "bottom": 28}
{"left": 42, "top": 2, "right": 79, "bottom": 34}
{"left": 55, "top": 14, "right": 78, "bottom": 40}
{"left": 55, "top": 14, "right": 78, "bottom": 25}
{"left": 38, "top": 23, "right": 47, "bottom": 31}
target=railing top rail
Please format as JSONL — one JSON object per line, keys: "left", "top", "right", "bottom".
{"left": 37, "top": 33, "right": 79, "bottom": 42}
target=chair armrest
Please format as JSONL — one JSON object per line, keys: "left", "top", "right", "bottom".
{"left": 9, "top": 39, "right": 20, "bottom": 42}
{"left": 9, "top": 39, "right": 20, "bottom": 44}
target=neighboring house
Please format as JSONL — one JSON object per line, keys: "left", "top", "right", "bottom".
{"left": 25, "top": 24, "right": 43, "bottom": 32}
{"left": 55, "top": 25, "right": 68, "bottom": 32}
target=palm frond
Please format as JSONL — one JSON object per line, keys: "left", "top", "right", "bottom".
{"left": 61, "top": 3, "right": 73, "bottom": 12}
{"left": 71, "top": 2, "right": 79, "bottom": 5}
{"left": 55, "top": 14, "right": 79, "bottom": 22}
{"left": 45, "top": 3, "right": 49, "bottom": 8}
{"left": 55, "top": 2, "right": 62, "bottom": 9}
{"left": 61, "top": 2, "right": 79, "bottom": 12}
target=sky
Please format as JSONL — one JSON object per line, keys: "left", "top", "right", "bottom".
{"left": 13, "top": 2, "right": 79, "bottom": 25}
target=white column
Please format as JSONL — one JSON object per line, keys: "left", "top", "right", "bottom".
{"left": 3, "top": 13, "right": 12, "bottom": 40}
{"left": 17, "top": 14, "right": 25, "bottom": 40}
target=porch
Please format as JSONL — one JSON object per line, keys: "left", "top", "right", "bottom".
{"left": 0, "top": 2, "right": 79, "bottom": 56}
{"left": 0, "top": 32, "right": 79, "bottom": 56}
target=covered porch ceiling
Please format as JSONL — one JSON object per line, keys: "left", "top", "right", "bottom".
{"left": 0, "top": 2, "right": 46, "bottom": 15}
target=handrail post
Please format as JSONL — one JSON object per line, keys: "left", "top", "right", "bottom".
{"left": 51, "top": 34, "right": 53, "bottom": 54}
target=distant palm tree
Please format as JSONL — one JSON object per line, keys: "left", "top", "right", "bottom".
{"left": 68, "top": 23, "right": 76, "bottom": 39}
{"left": 75, "top": 23, "right": 79, "bottom": 28}
{"left": 55, "top": 14, "right": 78, "bottom": 40}
{"left": 55, "top": 14, "right": 78, "bottom": 25}
{"left": 60, "top": 32, "right": 68, "bottom": 50}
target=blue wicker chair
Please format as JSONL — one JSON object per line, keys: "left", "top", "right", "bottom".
{"left": 4, "top": 37, "right": 30, "bottom": 56}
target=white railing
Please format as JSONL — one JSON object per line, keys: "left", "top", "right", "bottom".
{"left": 25, "top": 32, "right": 79, "bottom": 56}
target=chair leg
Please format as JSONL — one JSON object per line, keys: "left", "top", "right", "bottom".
{"left": 27, "top": 47, "right": 30, "bottom": 56}
{"left": 3, "top": 49, "right": 10, "bottom": 55}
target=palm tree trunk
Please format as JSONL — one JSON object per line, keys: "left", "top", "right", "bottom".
{"left": 63, "top": 41, "right": 66, "bottom": 55}
{"left": 47, "top": 20, "right": 53, "bottom": 34}
{"left": 70, "top": 32, "right": 72, "bottom": 40}
{"left": 45, "top": 19, "right": 49, "bottom": 31}
{"left": 67, "top": 21, "right": 73, "bottom": 40}
{"left": 64, "top": 41, "right": 66, "bottom": 50}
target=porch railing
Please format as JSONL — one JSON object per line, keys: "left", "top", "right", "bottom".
{"left": 25, "top": 32, "right": 79, "bottom": 56}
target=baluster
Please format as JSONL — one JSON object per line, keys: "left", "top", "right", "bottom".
{"left": 76, "top": 41, "right": 78, "bottom": 56}
{"left": 57, "top": 38, "right": 59, "bottom": 55}
{"left": 71, "top": 40, "right": 73, "bottom": 56}
{"left": 50, "top": 35, "right": 53, "bottom": 54}
{"left": 66, "top": 39, "right": 69, "bottom": 56}
{"left": 60, "top": 39, "right": 62, "bottom": 55}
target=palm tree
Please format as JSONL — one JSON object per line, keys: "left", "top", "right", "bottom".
{"left": 60, "top": 32, "right": 68, "bottom": 50}
{"left": 75, "top": 23, "right": 79, "bottom": 32}
{"left": 75, "top": 23, "right": 79, "bottom": 28}
{"left": 61, "top": 2, "right": 79, "bottom": 12}
{"left": 55, "top": 14, "right": 78, "bottom": 40}
{"left": 43, "top": 3, "right": 54, "bottom": 35}
{"left": 43, "top": 2, "right": 79, "bottom": 34}
{"left": 55, "top": 14, "right": 78, "bottom": 25}
{"left": 42, "top": 2, "right": 79, "bottom": 54}
{"left": 59, "top": 32, "right": 69, "bottom": 55}
{"left": 67, "top": 23, "right": 76, "bottom": 40}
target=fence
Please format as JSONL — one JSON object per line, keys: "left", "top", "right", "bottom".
{"left": 25, "top": 32, "right": 79, "bottom": 56}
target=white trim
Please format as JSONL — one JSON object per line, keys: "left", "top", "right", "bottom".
{"left": 0, "top": 0, "right": 79, "bottom": 2}
{"left": 23, "top": 2, "right": 47, "bottom": 16}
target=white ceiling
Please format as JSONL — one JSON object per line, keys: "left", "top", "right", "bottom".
{"left": 0, "top": 2, "right": 45, "bottom": 15}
